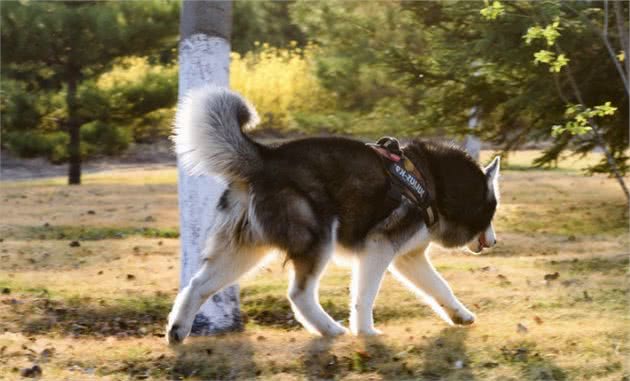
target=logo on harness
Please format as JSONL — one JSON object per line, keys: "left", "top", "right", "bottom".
{"left": 393, "top": 164, "right": 426, "bottom": 199}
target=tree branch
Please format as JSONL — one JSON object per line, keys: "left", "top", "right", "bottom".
{"left": 612, "top": 0, "right": 629, "bottom": 79}
{"left": 553, "top": 43, "right": 630, "bottom": 201}
{"left": 562, "top": 2, "right": 629, "bottom": 96}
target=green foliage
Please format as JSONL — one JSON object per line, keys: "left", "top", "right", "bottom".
{"left": 523, "top": 19, "right": 562, "bottom": 46}
{"left": 1, "top": 1, "right": 179, "bottom": 78}
{"left": 532, "top": 50, "right": 569, "bottom": 73}
{"left": 523, "top": 19, "right": 568, "bottom": 73}
{"left": 480, "top": 0, "right": 505, "bottom": 20}
{"left": 1, "top": 1, "right": 179, "bottom": 180}
{"left": 81, "top": 121, "right": 131, "bottom": 156}
{"left": 290, "top": 0, "right": 628, "bottom": 176}
{"left": 232, "top": 1, "right": 306, "bottom": 54}
{"left": 4, "top": 130, "right": 69, "bottom": 163}
{"left": 552, "top": 102, "right": 617, "bottom": 137}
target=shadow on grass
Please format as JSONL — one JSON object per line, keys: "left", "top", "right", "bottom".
{"left": 499, "top": 340, "right": 569, "bottom": 381}
{"left": 98, "top": 334, "right": 258, "bottom": 380}
{"left": 168, "top": 335, "right": 258, "bottom": 380}
{"left": 7, "top": 293, "right": 170, "bottom": 339}
{"left": 301, "top": 336, "right": 339, "bottom": 380}
{"left": 295, "top": 327, "right": 571, "bottom": 380}
{"left": 418, "top": 327, "right": 476, "bottom": 380}
{"left": 242, "top": 293, "right": 431, "bottom": 331}
{"left": 298, "top": 329, "right": 469, "bottom": 380}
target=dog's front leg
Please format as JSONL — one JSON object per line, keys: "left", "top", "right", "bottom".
{"left": 391, "top": 250, "right": 475, "bottom": 325}
{"left": 349, "top": 242, "right": 395, "bottom": 335}
{"left": 166, "top": 244, "right": 267, "bottom": 345}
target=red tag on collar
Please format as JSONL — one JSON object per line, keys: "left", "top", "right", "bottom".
{"left": 370, "top": 146, "right": 401, "bottom": 162}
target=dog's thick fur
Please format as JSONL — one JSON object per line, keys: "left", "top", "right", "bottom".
{"left": 167, "top": 87, "right": 500, "bottom": 343}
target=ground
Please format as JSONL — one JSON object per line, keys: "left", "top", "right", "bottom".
{"left": 0, "top": 151, "right": 628, "bottom": 380}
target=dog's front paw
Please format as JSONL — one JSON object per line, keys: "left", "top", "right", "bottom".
{"left": 321, "top": 323, "right": 349, "bottom": 337}
{"left": 166, "top": 316, "right": 192, "bottom": 345}
{"left": 352, "top": 327, "right": 383, "bottom": 336}
{"left": 450, "top": 308, "right": 476, "bottom": 326}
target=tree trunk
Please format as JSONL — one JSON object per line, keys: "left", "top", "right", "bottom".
{"left": 464, "top": 106, "right": 481, "bottom": 161}
{"left": 67, "top": 76, "right": 81, "bottom": 185}
{"left": 176, "top": 0, "right": 241, "bottom": 335}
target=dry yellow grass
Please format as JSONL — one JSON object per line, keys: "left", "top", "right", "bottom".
{"left": 0, "top": 151, "right": 628, "bottom": 380}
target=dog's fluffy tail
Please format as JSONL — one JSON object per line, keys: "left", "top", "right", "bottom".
{"left": 173, "top": 86, "right": 261, "bottom": 181}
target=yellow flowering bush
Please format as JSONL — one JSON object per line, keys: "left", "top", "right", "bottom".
{"left": 230, "top": 43, "right": 334, "bottom": 130}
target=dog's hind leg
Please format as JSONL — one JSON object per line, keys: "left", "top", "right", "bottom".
{"left": 349, "top": 238, "right": 396, "bottom": 335}
{"left": 166, "top": 240, "right": 268, "bottom": 345}
{"left": 390, "top": 249, "right": 475, "bottom": 325}
{"left": 288, "top": 247, "right": 348, "bottom": 337}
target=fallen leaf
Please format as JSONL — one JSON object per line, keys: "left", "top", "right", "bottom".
{"left": 544, "top": 272, "right": 560, "bottom": 281}
{"left": 534, "top": 316, "right": 543, "bottom": 325}
{"left": 20, "top": 365, "right": 42, "bottom": 378}
{"left": 355, "top": 350, "right": 371, "bottom": 360}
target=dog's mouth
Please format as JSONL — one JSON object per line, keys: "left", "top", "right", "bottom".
{"left": 466, "top": 233, "right": 488, "bottom": 254}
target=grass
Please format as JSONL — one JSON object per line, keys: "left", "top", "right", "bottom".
{"left": 0, "top": 150, "right": 628, "bottom": 380}
{"left": 11, "top": 225, "right": 179, "bottom": 240}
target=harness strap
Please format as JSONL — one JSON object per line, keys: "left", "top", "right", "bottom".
{"left": 367, "top": 137, "right": 438, "bottom": 227}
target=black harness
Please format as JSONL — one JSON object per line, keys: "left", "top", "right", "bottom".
{"left": 367, "top": 137, "right": 438, "bottom": 227}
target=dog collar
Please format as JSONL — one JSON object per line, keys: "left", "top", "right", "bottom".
{"left": 367, "top": 137, "right": 438, "bottom": 227}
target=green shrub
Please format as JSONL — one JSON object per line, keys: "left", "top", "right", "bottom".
{"left": 81, "top": 120, "right": 131, "bottom": 156}
{"left": 5, "top": 130, "right": 69, "bottom": 163}
{"left": 130, "top": 107, "right": 175, "bottom": 143}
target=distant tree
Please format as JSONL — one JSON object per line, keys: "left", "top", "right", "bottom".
{"left": 232, "top": 1, "right": 306, "bottom": 54}
{"left": 290, "top": 1, "right": 628, "bottom": 198}
{"left": 1, "top": 58, "right": 178, "bottom": 164}
{"left": 1, "top": 0, "right": 179, "bottom": 184}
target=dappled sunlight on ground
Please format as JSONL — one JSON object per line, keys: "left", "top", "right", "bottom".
{"left": 0, "top": 157, "right": 628, "bottom": 380}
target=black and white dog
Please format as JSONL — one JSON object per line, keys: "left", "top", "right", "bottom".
{"left": 167, "top": 87, "right": 500, "bottom": 344}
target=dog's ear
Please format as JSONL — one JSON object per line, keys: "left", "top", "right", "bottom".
{"left": 484, "top": 156, "right": 500, "bottom": 200}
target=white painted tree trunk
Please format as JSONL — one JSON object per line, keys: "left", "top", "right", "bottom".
{"left": 463, "top": 106, "right": 481, "bottom": 162}
{"left": 176, "top": 1, "right": 241, "bottom": 335}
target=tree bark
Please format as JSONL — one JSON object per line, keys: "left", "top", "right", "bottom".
{"left": 464, "top": 106, "right": 481, "bottom": 161}
{"left": 66, "top": 75, "right": 81, "bottom": 185}
{"left": 176, "top": 0, "right": 241, "bottom": 335}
